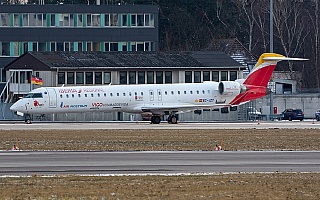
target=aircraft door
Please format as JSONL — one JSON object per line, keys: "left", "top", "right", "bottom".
{"left": 149, "top": 90, "right": 154, "bottom": 101}
{"left": 157, "top": 89, "right": 162, "bottom": 101}
{"left": 46, "top": 88, "right": 57, "bottom": 108}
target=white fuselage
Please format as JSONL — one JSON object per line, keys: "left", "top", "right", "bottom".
{"left": 10, "top": 81, "right": 239, "bottom": 115}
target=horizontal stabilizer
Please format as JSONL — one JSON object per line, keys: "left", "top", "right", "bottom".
{"left": 263, "top": 57, "right": 308, "bottom": 61}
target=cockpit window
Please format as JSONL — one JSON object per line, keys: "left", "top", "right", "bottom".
{"left": 24, "top": 93, "right": 43, "bottom": 98}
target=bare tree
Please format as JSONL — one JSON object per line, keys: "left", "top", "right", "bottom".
{"left": 272, "top": 0, "right": 308, "bottom": 75}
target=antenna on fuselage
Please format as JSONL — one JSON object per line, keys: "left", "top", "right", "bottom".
{"left": 61, "top": 84, "right": 65, "bottom": 87}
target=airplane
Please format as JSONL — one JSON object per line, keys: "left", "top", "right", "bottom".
{"left": 10, "top": 53, "right": 307, "bottom": 124}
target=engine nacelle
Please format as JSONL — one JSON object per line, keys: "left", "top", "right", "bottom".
{"left": 218, "top": 81, "right": 246, "bottom": 96}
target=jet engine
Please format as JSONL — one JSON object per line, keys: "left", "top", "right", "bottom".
{"left": 218, "top": 81, "right": 246, "bottom": 96}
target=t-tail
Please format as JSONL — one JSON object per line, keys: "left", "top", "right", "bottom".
{"left": 229, "top": 53, "right": 308, "bottom": 105}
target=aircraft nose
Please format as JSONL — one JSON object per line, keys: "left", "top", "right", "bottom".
{"left": 10, "top": 101, "right": 23, "bottom": 112}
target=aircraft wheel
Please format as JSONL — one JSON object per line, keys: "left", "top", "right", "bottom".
{"left": 151, "top": 116, "right": 161, "bottom": 124}
{"left": 289, "top": 117, "right": 292, "bottom": 121}
{"left": 25, "top": 119, "right": 32, "bottom": 124}
{"left": 171, "top": 116, "right": 177, "bottom": 124}
{"left": 316, "top": 116, "right": 320, "bottom": 121}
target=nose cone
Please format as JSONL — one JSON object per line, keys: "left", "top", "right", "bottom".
{"left": 10, "top": 100, "right": 24, "bottom": 113}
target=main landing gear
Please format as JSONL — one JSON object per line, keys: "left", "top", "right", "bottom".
{"left": 150, "top": 114, "right": 178, "bottom": 124}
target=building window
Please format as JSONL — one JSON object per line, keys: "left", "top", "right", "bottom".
{"left": 156, "top": 71, "right": 163, "bottom": 84}
{"left": 58, "top": 72, "right": 65, "bottom": 84}
{"left": 165, "top": 71, "right": 172, "bottom": 83}
{"left": 110, "top": 14, "right": 118, "bottom": 26}
{"left": 138, "top": 71, "right": 145, "bottom": 84}
{"left": 110, "top": 42, "right": 118, "bottom": 51}
{"left": 95, "top": 72, "right": 102, "bottom": 84}
{"left": 76, "top": 72, "right": 84, "bottom": 84}
{"left": 104, "top": 72, "right": 111, "bottom": 84}
{"left": 137, "top": 42, "right": 144, "bottom": 51}
{"left": 77, "top": 14, "right": 83, "bottom": 27}
{"left": 85, "top": 72, "right": 93, "bottom": 84}
{"left": 230, "top": 71, "right": 237, "bottom": 81}
{"left": 92, "top": 14, "right": 100, "bottom": 26}
{"left": 50, "top": 14, "right": 55, "bottom": 26}
{"left": 67, "top": 72, "right": 74, "bottom": 84}
{"left": 212, "top": 71, "right": 219, "bottom": 82}
{"left": 145, "top": 14, "right": 154, "bottom": 26}
{"left": 194, "top": 71, "right": 201, "bottom": 83}
{"left": 221, "top": 71, "right": 228, "bottom": 81}
{"left": 0, "top": 13, "right": 10, "bottom": 26}
{"left": 120, "top": 71, "right": 127, "bottom": 84}
{"left": 137, "top": 14, "right": 144, "bottom": 26}
{"left": 121, "top": 14, "right": 127, "bottom": 26}
{"left": 129, "top": 71, "right": 136, "bottom": 84}
{"left": 131, "top": 14, "right": 137, "bottom": 26}
{"left": 185, "top": 71, "right": 192, "bottom": 83}
{"left": 203, "top": 71, "right": 210, "bottom": 81}
{"left": 22, "top": 14, "right": 29, "bottom": 26}
{"left": 147, "top": 71, "right": 154, "bottom": 84}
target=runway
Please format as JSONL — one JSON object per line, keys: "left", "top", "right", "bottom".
{"left": 0, "top": 120, "right": 319, "bottom": 130}
{"left": 1, "top": 151, "right": 319, "bottom": 176}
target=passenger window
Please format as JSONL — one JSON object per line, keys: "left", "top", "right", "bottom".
{"left": 104, "top": 93, "right": 106, "bottom": 97}
{"left": 129, "top": 92, "right": 132, "bottom": 96}
{"left": 110, "top": 93, "right": 113, "bottom": 96}
{"left": 85, "top": 94, "right": 87, "bottom": 97}
{"left": 202, "top": 90, "right": 205, "bottom": 94}
{"left": 165, "top": 91, "right": 167, "bottom": 95}
{"left": 184, "top": 91, "right": 187, "bottom": 94}
{"left": 171, "top": 91, "right": 174, "bottom": 95}
{"left": 66, "top": 94, "right": 69, "bottom": 98}
{"left": 78, "top": 94, "right": 81, "bottom": 97}
{"left": 134, "top": 92, "right": 137, "bottom": 95}
{"left": 196, "top": 90, "right": 199, "bottom": 94}
{"left": 207, "top": 90, "right": 210, "bottom": 94}
{"left": 117, "top": 93, "right": 119, "bottom": 96}
{"left": 123, "top": 92, "right": 126, "bottom": 96}
{"left": 178, "top": 91, "right": 180, "bottom": 95}
{"left": 72, "top": 94, "right": 74, "bottom": 98}
{"left": 98, "top": 93, "right": 100, "bottom": 97}
{"left": 190, "top": 91, "right": 193, "bottom": 94}
{"left": 60, "top": 94, "right": 63, "bottom": 98}
{"left": 91, "top": 94, "right": 94, "bottom": 97}
{"left": 141, "top": 92, "right": 143, "bottom": 95}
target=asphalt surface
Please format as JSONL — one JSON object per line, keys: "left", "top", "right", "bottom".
{"left": 1, "top": 151, "right": 320, "bottom": 176}
{"left": 0, "top": 120, "right": 320, "bottom": 130}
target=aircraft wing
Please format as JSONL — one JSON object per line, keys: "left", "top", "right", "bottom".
{"left": 138, "top": 104, "right": 230, "bottom": 114}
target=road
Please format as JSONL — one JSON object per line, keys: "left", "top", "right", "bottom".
{"left": 1, "top": 151, "right": 319, "bottom": 176}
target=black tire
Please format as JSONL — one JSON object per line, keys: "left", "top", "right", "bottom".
{"left": 289, "top": 116, "right": 292, "bottom": 121}
{"left": 317, "top": 116, "right": 320, "bottom": 121}
{"left": 171, "top": 116, "right": 177, "bottom": 124}
{"left": 152, "top": 116, "right": 161, "bottom": 124}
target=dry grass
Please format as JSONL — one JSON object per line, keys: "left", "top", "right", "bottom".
{"left": 0, "top": 129, "right": 319, "bottom": 199}
{"left": 1, "top": 173, "right": 319, "bottom": 200}
{"left": 0, "top": 129, "right": 319, "bottom": 151}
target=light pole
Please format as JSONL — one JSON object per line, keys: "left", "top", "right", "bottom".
{"left": 269, "top": 0, "right": 274, "bottom": 118}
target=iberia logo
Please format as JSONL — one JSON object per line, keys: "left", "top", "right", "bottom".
{"left": 34, "top": 100, "right": 40, "bottom": 107}
{"left": 78, "top": 89, "right": 82, "bottom": 93}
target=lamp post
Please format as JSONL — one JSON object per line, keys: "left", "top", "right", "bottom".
{"left": 269, "top": 0, "right": 274, "bottom": 118}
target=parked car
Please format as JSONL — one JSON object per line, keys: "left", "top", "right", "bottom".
{"left": 281, "top": 109, "right": 304, "bottom": 121}
{"left": 246, "top": 107, "right": 262, "bottom": 120}
{"left": 315, "top": 110, "right": 320, "bottom": 121}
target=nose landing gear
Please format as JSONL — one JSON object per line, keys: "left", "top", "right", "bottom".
{"left": 24, "top": 114, "right": 32, "bottom": 124}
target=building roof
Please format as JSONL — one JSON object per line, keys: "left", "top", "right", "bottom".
{"left": 5, "top": 51, "right": 244, "bottom": 71}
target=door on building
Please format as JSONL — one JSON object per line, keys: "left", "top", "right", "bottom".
{"left": 46, "top": 88, "right": 57, "bottom": 108}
